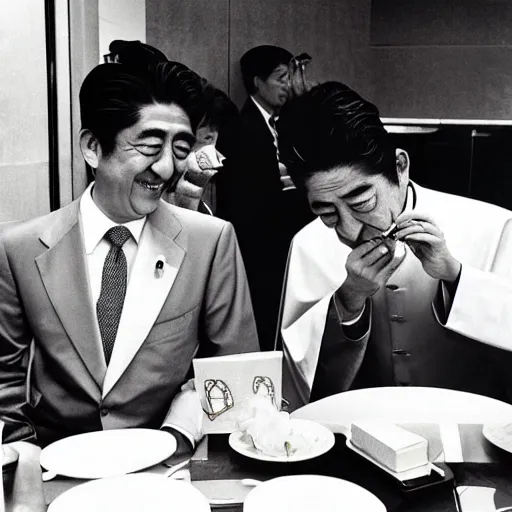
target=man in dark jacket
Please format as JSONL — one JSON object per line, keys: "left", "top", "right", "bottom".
{"left": 217, "top": 45, "right": 314, "bottom": 350}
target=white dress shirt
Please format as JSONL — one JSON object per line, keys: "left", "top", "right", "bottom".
{"left": 251, "top": 96, "right": 278, "bottom": 147}
{"left": 79, "top": 183, "right": 146, "bottom": 307}
{"left": 250, "top": 96, "right": 295, "bottom": 190}
{"left": 79, "top": 183, "right": 197, "bottom": 447}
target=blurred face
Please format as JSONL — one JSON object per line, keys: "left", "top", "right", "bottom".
{"left": 194, "top": 123, "right": 219, "bottom": 150}
{"left": 254, "top": 64, "right": 290, "bottom": 112}
{"left": 305, "top": 163, "right": 408, "bottom": 248}
{"left": 93, "top": 103, "right": 194, "bottom": 223}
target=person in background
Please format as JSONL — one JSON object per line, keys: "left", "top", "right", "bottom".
{"left": 276, "top": 81, "right": 512, "bottom": 410}
{"left": 169, "top": 79, "right": 241, "bottom": 215}
{"left": 0, "top": 61, "right": 258, "bottom": 451}
{"left": 217, "top": 45, "right": 314, "bottom": 351}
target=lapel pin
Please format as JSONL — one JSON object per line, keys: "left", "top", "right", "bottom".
{"left": 155, "top": 256, "right": 166, "bottom": 278}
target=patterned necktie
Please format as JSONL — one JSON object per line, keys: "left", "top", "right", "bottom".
{"left": 96, "top": 226, "right": 132, "bottom": 365}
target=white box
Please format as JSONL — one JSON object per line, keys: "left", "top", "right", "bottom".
{"left": 193, "top": 351, "right": 282, "bottom": 434}
{"left": 350, "top": 421, "right": 429, "bottom": 473}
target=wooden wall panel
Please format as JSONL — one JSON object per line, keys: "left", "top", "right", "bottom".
{"left": 371, "top": 47, "right": 512, "bottom": 119}
{"left": 146, "top": 0, "right": 229, "bottom": 93}
{"left": 229, "top": 0, "right": 373, "bottom": 108}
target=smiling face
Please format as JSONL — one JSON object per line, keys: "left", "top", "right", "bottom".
{"left": 254, "top": 64, "right": 290, "bottom": 113}
{"left": 305, "top": 162, "right": 409, "bottom": 248}
{"left": 90, "top": 102, "right": 194, "bottom": 223}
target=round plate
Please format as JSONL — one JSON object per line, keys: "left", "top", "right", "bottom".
{"left": 40, "top": 428, "right": 177, "bottom": 479}
{"left": 292, "top": 387, "right": 512, "bottom": 434}
{"left": 48, "top": 474, "right": 210, "bottom": 512}
{"left": 228, "top": 418, "right": 334, "bottom": 462}
{"left": 244, "top": 474, "right": 386, "bottom": 512}
{"left": 482, "top": 422, "right": 512, "bottom": 454}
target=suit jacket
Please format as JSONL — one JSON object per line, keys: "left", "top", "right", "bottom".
{"left": 0, "top": 195, "right": 258, "bottom": 446}
{"left": 216, "top": 98, "right": 314, "bottom": 350}
{"left": 278, "top": 183, "right": 512, "bottom": 410}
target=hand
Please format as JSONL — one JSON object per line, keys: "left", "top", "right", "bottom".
{"left": 336, "top": 237, "right": 406, "bottom": 320}
{"left": 394, "top": 211, "right": 461, "bottom": 282}
{"left": 168, "top": 150, "right": 219, "bottom": 211}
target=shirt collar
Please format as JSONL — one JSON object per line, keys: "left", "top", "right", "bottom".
{"left": 251, "top": 96, "right": 274, "bottom": 128}
{"left": 79, "top": 182, "right": 146, "bottom": 255}
{"left": 404, "top": 181, "right": 416, "bottom": 212}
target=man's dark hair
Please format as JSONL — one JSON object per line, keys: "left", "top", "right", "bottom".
{"left": 199, "top": 80, "right": 240, "bottom": 160}
{"left": 277, "top": 81, "right": 397, "bottom": 189}
{"left": 107, "top": 40, "right": 168, "bottom": 67}
{"left": 79, "top": 61, "right": 204, "bottom": 156}
{"left": 240, "top": 45, "right": 293, "bottom": 95}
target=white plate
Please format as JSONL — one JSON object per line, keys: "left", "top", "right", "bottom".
{"left": 482, "top": 422, "right": 512, "bottom": 454}
{"left": 48, "top": 474, "right": 210, "bottom": 512}
{"left": 40, "top": 428, "right": 176, "bottom": 479}
{"left": 292, "top": 387, "right": 512, "bottom": 435}
{"left": 229, "top": 418, "right": 335, "bottom": 462}
{"left": 244, "top": 474, "right": 386, "bottom": 512}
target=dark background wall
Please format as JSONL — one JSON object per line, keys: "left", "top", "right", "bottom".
{"left": 147, "top": 0, "right": 512, "bottom": 211}
{"left": 147, "top": 0, "right": 373, "bottom": 109}
{"left": 147, "top": 0, "right": 512, "bottom": 120}
{"left": 370, "top": 0, "right": 512, "bottom": 120}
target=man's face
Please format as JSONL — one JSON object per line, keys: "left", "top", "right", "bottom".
{"left": 254, "top": 64, "right": 290, "bottom": 111}
{"left": 305, "top": 164, "right": 407, "bottom": 248}
{"left": 93, "top": 102, "right": 194, "bottom": 223}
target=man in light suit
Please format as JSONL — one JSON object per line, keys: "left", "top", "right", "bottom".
{"left": 276, "top": 81, "right": 512, "bottom": 410}
{"left": 0, "top": 61, "right": 258, "bottom": 449}
{"left": 217, "top": 45, "right": 314, "bottom": 350}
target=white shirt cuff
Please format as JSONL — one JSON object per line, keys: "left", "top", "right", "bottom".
{"left": 333, "top": 294, "right": 366, "bottom": 325}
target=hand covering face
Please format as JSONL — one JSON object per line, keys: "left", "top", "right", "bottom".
{"left": 169, "top": 144, "right": 225, "bottom": 211}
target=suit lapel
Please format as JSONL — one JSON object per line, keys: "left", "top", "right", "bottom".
{"left": 102, "top": 203, "right": 185, "bottom": 397}
{"left": 35, "top": 201, "right": 105, "bottom": 393}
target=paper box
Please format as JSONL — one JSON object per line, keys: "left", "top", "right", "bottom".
{"left": 193, "top": 351, "right": 282, "bottom": 433}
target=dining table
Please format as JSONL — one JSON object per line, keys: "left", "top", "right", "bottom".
{"left": 4, "top": 387, "right": 512, "bottom": 511}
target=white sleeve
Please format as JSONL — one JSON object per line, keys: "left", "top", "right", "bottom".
{"left": 439, "top": 218, "right": 512, "bottom": 351}
{"left": 162, "top": 379, "right": 203, "bottom": 447}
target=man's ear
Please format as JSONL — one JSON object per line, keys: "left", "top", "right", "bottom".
{"left": 395, "top": 148, "right": 410, "bottom": 186}
{"left": 253, "top": 75, "right": 262, "bottom": 93}
{"left": 79, "top": 129, "right": 101, "bottom": 170}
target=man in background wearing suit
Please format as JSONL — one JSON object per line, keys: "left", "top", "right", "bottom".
{"left": 277, "top": 81, "right": 512, "bottom": 410}
{"left": 0, "top": 61, "right": 258, "bottom": 450}
{"left": 217, "top": 45, "right": 314, "bottom": 351}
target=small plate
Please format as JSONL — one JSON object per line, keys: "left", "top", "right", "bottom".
{"left": 482, "top": 422, "right": 512, "bottom": 454}
{"left": 40, "top": 428, "right": 177, "bottom": 479}
{"left": 48, "top": 474, "right": 210, "bottom": 512}
{"left": 244, "top": 474, "right": 386, "bottom": 512}
{"left": 229, "top": 419, "right": 335, "bottom": 462}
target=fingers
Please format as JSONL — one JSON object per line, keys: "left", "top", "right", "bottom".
{"left": 395, "top": 210, "right": 437, "bottom": 226}
{"left": 395, "top": 220, "right": 443, "bottom": 241}
{"left": 402, "top": 232, "right": 439, "bottom": 245}
{"left": 175, "top": 179, "right": 203, "bottom": 199}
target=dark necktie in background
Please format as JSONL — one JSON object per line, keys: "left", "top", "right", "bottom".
{"left": 96, "top": 226, "right": 132, "bottom": 365}
{"left": 269, "top": 114, "right": 296, "bottom": 191}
